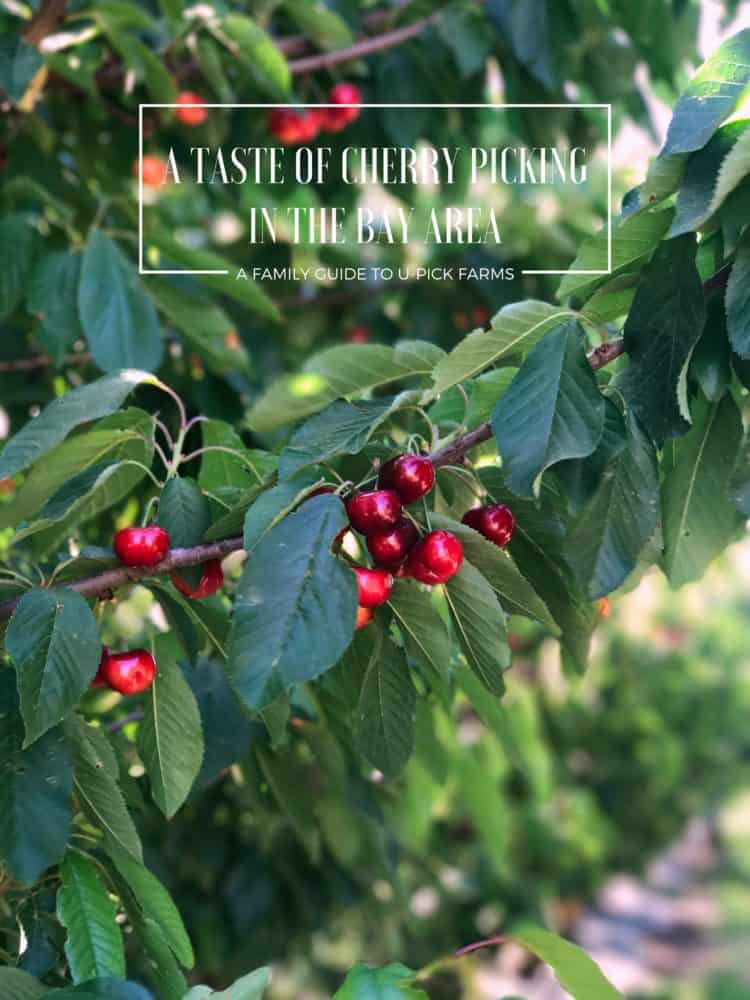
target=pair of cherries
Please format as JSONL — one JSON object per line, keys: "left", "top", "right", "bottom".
{"left": 268, "top": 82, "right": 361, "bottom": 145}
{"left": 113, "top": 526, "right": 224, "bottom": 599}
{"left": 90, "top": 647, "right": 156, "bottom": 696}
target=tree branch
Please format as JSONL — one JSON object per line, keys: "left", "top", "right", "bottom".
{"left": 288, "top": 11, "right": 441, "bottom": 74}
{"left": 0, "top": 536, "right": 243, "bottom": 621}
{"left": 23, "top": 0, "right": 67, "bottom": 45}
{"left": 0, "top": 337, "right": 626, "bottom": 621}
{"left": 0, "top": 352, "right": 91, "bottom": 373}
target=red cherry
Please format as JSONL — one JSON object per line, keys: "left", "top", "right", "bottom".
{"left": 379, "top": 454, "right": 435, "bottom": 504}
{"left": 346, "top": 490, "right": 402, "bottom": 536}
{"left": 171, "top": 558, "right": 224, "bottom": 599}
{"left": 472, "top": 305, "right": 491, "bottom": 326}
{"left": 89, "top": 647, "right": 109, "bottom": 689}
{"left": 406, "top": 530, "right": 463, "bottom": 585}
{"left": 353, "top": 566, "right": 393, "bottom": 608}
{"left": 461, "top": 508, "right": 484, "bottom": 532}
{"left": 175, "top": 92, "right": 207, "bottom": 126}
{"left": 100, "top": 649, "right": 156, "bottom": 695}
{"left": 462, "top": 504, "right": 515, "bottom": 548}
{"left": 268, "top": 108, "right": 319, "bottom": 145}
{"left": 113, "top": 525, "right": 170, "bottom": 567}
{"left": 479, "top": 504, "right": 515, "bottom": 547}
{"left": 366, "top": 518, "right": 418, "bottom": 567}
{"left": 320, "top": 82, "right": 361, "bottom": 132}
{"left": 346, "top": 325, "right": 370, "bottom": 344}
{"left": 355, "top": 605, "right": 374, "bottom": 630}
{"left": 134, "top": 154, "right": 168, "bottom": 188}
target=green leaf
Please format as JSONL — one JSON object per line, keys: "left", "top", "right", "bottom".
{"left": 43, "top": 981, "right": 152, "bottom": 999}
{"left": 222, "top": 14, "right": 291, "bottom": 98}
{"left": 492, "top": 321, "right": 605, "bottom": 497}
{"left": 107, "top": 846, "right": 193, "bottom": 968}
{"left": 57, "top": 852, "right": 125, "bottom": 983}
{"left": 183, "top": 658, "right": 256, "bottom": 785}
{"left": 0, "top": 672, "right": 72, "bottom": 884}
{"left": 430, "top": 514, "right": 558, "bottom": 630}
{"left": 388, "top": 583, "right": 452, "bottom": 685}
{"left": 662, "top": 29, "right": 750, "bottom": 155}
{"left": 432, "top": 301, "right": 576, "bottom": 395}
{"left": 103, "top": 33, "right": 176, "bottom": 103}
{"left": 144, "top": 227, "right": 279, "bottom": 322}
{"left": 228, "top": 495, "right": 358, "bottom": 710}
{"left": 556, "top": 208, "right": 673, "bottom": 301}
{"left": 334, "top": 963, "right": 426, "bottom": 1000}
{"left": 158, "top": 477, "right": 211, "bottom": 548}
{"left": 708, "top": 125, "right": 750, "bottom": 214}
{"left": 510, "top": 926, "right": 625, "bottom": 1000}
{"left": 0, "top": 213, "right": 36, "bottom": 319}
{"left": 242, "top": 473, "right": 323, "bottom": 554}
{"left": 0, "top": 35, "right": 43, "bottom": 102}
{"left": 619, "top": 234, "right": 706, "bottom": 443}
{"left": 0, "top": 370, "right": 151, "bottom": 479}
{"left": 0, "top": 968, "right": 45, "bottom": 1000}
{"left": 113, "top": 890, "right": 185, "bottom": 1000}
{"left": 726, "top": 235, "right": 750, "bottom": 358}
{"left": 66, "top": 717, "right": 143, "bottom": 863}
{"left": 669, "top": 122, "right": 748, "bottom": 237}
{"left": 148, "top": 279, "right": 249, "bottom": 375}
{"left": 255, "top": 747, "right": 320, "bottom": 859}
{"left": 566, "top": 410, "right": 659, "bottom": 597}
{"left": 27, "top": 251, "right": 84, "bottom": 365}
{"left": 730, "top": 436, "right": 750, "bottom": 515}
{"left": 183, "top": 968, "right": 270, "bottom": 1000}
{"left": 7, "top": 589, "right": 101, "bottom": 746}
{"left": 0, "top": 409, "right": 154, "bottom": 531}
{"left": 199, "top": 422, "right": 274, "bottom": 499}
{"left": 282, "top": 1, "right": 353, "bottom": 49}
{"left": 249, "top": 344, "right": 433, "bottom": 433}
{"left": 137, "top": 638, "right": 204, "bottom": 818}
{"left": 279, "top": 399, "right": 398, "bottom": 479}
{"left": 661, "top": 393, "right": 744, "bottom": 587}
{"left": 355, "top": 637, "right": 416, "bottom": 778}
{"left": 444, "top": 561, "right": 509, "bottom": 695}
{"left": 691, "top": 297, "right": 731, "bottom": 402}
{"left": 79, "top": 231, "right": 162, "bottom": 373}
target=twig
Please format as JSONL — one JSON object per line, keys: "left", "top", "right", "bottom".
{"left": 0, "top": 352, "right": 91, "bottom": 373}
{"left": 288, "top": 11, "right": 441, "bottom": 74}
{"left": 0, "top": 536, "right": 243, "bottom": 621}
{"left": 23, "top": 0, "right": 67, "bottom": 45}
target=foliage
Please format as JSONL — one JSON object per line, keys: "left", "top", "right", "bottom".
{"left": 0, "top": 1, "right": 749, "bottom": 997}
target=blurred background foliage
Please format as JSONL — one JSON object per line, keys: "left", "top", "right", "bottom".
{"left": 2, "top": 0, "right": 750, "bottom": 997}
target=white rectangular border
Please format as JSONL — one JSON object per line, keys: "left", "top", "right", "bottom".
{"left": 138, "top": 103, "right": 612, "bottom": 278}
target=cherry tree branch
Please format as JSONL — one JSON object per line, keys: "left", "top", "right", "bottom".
{"left": 288, "top": 11, "right": 441, "bottom": 74}
{"left": 0, "top": 536, "right": 243, "bottom": 621}
{"left": 0, "top": 337, "right": 625, "bottom": 621}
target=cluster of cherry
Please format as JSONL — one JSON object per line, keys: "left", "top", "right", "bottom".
{"left": 267, "top": 83, "right": 362, "bottom": 144}
{"left": 88, "top": 526, "right": 225, "bottom": 696}
{"left": 326, "top": 454, "right": 516, "bottom": 629}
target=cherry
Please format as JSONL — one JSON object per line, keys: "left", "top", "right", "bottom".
{"left": 406, "top": 530, "right": 463, "bottom": 585}
{"left": 597, "top": 597, "right": 612, "bottom": 619}
{"left": 366, "top": 518, "right": 418, "bottom": 567}
{"left": 353, "top": 566, "right": 393, "bottom": 608}
{"left": 114, "top": 525, "right": 170, "bottom": 567}
{"left": 346, "top": 490, "right": 402, "bottom": 536}
{"left": 378, "top": 454, "right": 435, "bottom": 504}
{"left": 134, "top": 154, "right": 167, "bottom": 188}
{"left": 355, "top": 605, "right": 374, "bottom": 630}
{"left": 268, "top": 108, "right": 319, "bottom": 144}
{"left": 346, "top": 325, "right": 370, "bottom": 344}
{"left": 461, "top": 504, "right": 515, "bottom": 548}
{"left": 100, "top": 649, "right": 156, "bottom": 696}
{"left": 175, "top": 92, "right": 208, "bottom": 127}
{"left": 319, "top": 82, "right": 361, "bottom": 131}
{"left": 0, "top": 476, "right": 15, "bottom": 496}
{"left": 171, "top": 558, "right": 224, "bottom": 599}
{"left": 473, "top": 304, "right": 491, "bottom": 326}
